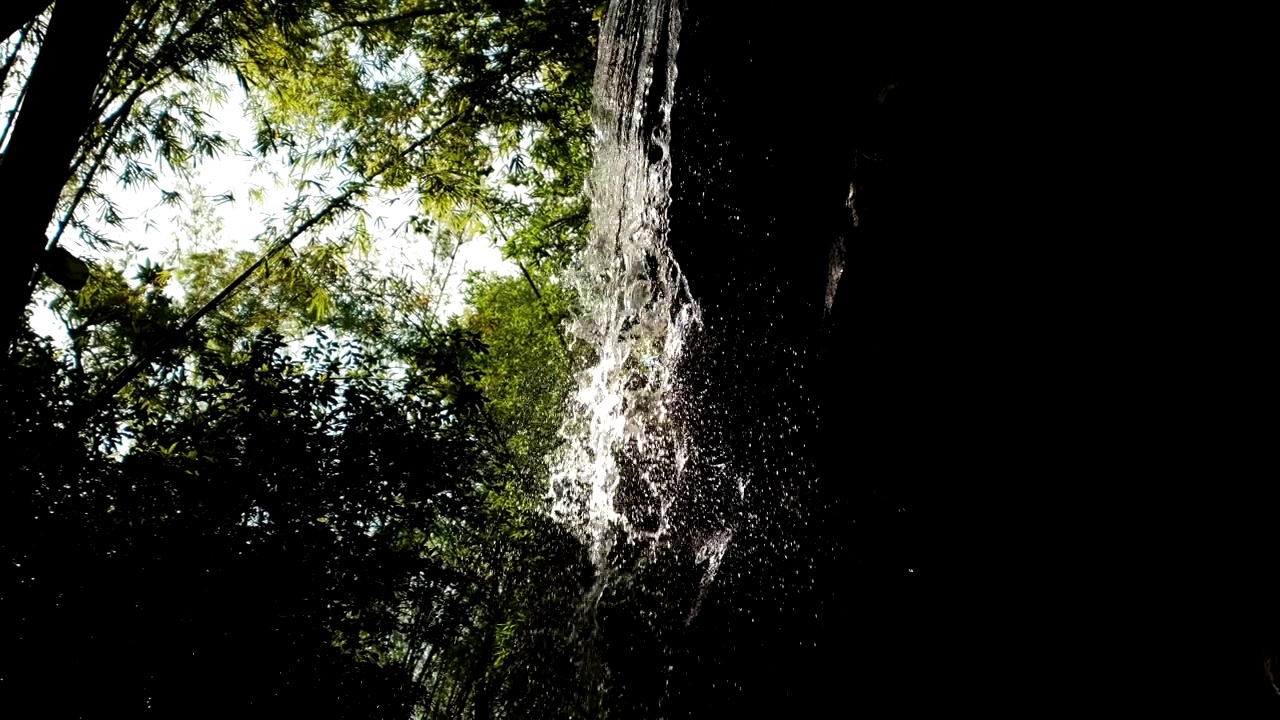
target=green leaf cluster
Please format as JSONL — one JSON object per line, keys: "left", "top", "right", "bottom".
{"left": 4, "top": 0, "right": 607, "bottom": 715}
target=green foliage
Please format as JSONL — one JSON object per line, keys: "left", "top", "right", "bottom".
{"left": 2, "top": 325, "right": 464, "bottom": 716}
{"left": 463, "top": 268, "right": 586, "bottom": 487}
{"left": 4, "top": 0, "right": 604, "bottom": 715}
{"left": 30, "top": 0, "right": 311, "bottom": 250}
{"left": 236, "top": 0, "right": 599, "bottom": 269}
{"left": 2, "top": 302, "right": 596, "bottom": 715}
{"left": 17, "top": 222, "right": 600, "bottom": 718}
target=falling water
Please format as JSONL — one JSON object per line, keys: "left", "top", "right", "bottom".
{"left": 550, "top": 0, "right": 702, "bottom": 567}
{"left": 542, "top": 5, "right": 930, "bottom": 712}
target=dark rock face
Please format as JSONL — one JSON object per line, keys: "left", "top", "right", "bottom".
{"left": 596, "top": 5, "right": 945, "bottom": 716}
{"left": 595, "top": 5, "right": 1280, "bottom": 715}
{"left": 589, "top": 3, "right": 1160, "bottom": 715}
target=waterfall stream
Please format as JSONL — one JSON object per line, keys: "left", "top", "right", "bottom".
{"left": 550, "top": 0, "right": 717, "bottom": 571}
{"left": 546, "top": 4, "right": 930, "bottom": 712}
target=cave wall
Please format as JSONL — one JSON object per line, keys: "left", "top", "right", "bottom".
{"left": 651, "top": 5, "right": 937, "bottom": 715}
{"left": 593, "top": 3, "right": 1280, "bottom": 714}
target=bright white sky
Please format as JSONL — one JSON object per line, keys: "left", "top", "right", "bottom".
{"left": 21, "top": 71, "right": 515, "bottom": 342}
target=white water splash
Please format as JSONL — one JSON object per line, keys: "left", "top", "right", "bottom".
{"left": 688, "top": 528, "right": 733, "bottom": 622}
{"left": 549, "top": 0, "right": 698, "bottom": 566}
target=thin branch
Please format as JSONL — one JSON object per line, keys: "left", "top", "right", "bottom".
{"left": 90, "top": 0, "right": 180, "bottom": 123}
{"left": 0, "top": 58, "right": 31, "bottom": 152}
{"left": 86, "top": 111, "right": 467, "bottom": 409}
{"left": 433, "top": 231, "right": 464, "bottom": 323}
{"left": 25, "top": 83, "right": 154, "bottom": 304}
{"left": 537, "top": 209, "right": 587, "bottom": 234}
{"left": 61, "top": 61, "right": 172, "bottom": 221}
{"left": 0, "top": 20, "right": 32, "bottom": 97}
{"left": 108, "top": 0, "right": 167, "bottom": 60}
{"left": 517, "top": 260, "right": 571, "bottom": 360}
{"left": 61, "top": 317, "right": 84, "bottom": 373}
{"left": 485, "top": 211, "right": 574, "bottom": 365}
{"left": 31, "top": 0, "right": 235, "bottom": 301}
{"left": 95, "top": 0, "right": 168, "bottom": 108}
{"left": 314, "top": 7, "right": 455, "bottom": 38}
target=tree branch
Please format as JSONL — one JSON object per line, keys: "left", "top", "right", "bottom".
{"left": 314, "top": 7, "right": 455, "bottom": 38}
{"left": 517, "top": 260, "right": 572, "bottom": 361}
{"left": 24, "top": 81, "right": 156, "bottom": 306}
{"left": 86, "top": 111, "right": 467, "bottom": 408}
{"left": 484, "top": 211, "right": 575, "bottom": 367}
{"left": 0, "top": 19, "right": 34, "bottom": 98}
{"left": 0, "top": 0, "right": 133, "bottom": 357}
{"left": 0, "top": 0, "right": 51, "bottom": 43}
{"left": 0, "top": 55, "right": 31, "bottom": 152}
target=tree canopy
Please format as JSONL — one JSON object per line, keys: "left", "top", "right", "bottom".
{"left": 1, "top": 1, "right": 603, "bottom": 716}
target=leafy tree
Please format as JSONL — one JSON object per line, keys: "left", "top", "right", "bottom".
{"left": 6, "top": 227, "right": 598, "bottom": 717}
{"left": 3, "top": 0, "right": 604, "bottom": 715}
{"left": 463, "top": 268, "right": 584, "bottom": 485}
{"left": 414, "top": 268, "right": 598, "bottom": 717}
{"left": 235, "top": 0, "right": 598, "bottom": 270}
{"left": 2, "top": 0, "right": 597, "bottom": 380}
{"left": 4, "top": 294, "right": 486, "bottom": 716}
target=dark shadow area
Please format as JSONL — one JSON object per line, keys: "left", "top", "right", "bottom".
{"left": 622, "top": 4, "right": 942, "bottom": 716}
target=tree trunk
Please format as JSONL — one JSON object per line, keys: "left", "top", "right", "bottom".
{"left": 0, "top": 0, "right": 131, "bottom": 355}
{"left": 0, "top": 0, "right": 52, "bottom": 42}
